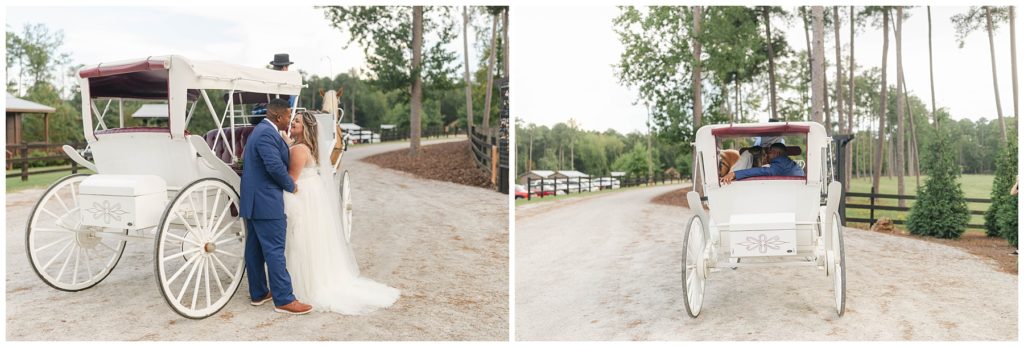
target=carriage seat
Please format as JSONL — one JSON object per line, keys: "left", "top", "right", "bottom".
{"left": 737, "top": 175, "right": 806, "bottom": 181}
{"left": 203, "top": 126, "right": 256, "bottom": 163}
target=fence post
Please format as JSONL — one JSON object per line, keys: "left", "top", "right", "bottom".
{"left": 527, "top": 177, "right": 531, "bottom": 201}
{"left": 869, "top": 194, "right": 876, "bottom": 226}
{"left": 20, "top": 143, "right": 29, "bottom": 182}
{"left": 71, "top": 159, "right": 78, "bottom": 174}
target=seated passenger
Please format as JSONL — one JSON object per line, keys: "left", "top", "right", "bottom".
{"left": 729, "top": 146, "right": 767, "bottom": 172}
{"left": 721, "top": 143, "right": 804, "bottom": 184}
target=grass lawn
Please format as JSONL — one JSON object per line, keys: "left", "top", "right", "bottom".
{"left": 845, "top": 174, "right": 995, "bottom": 234}
{"left": 6, "top": 167, "right": 94, "bottom": 193}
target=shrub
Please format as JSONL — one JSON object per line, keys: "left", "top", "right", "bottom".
{"left": 985, "top": 140, "right": 1017, "bottom": 237}
{"left": 907, "top": 130, "right": 970, "bottom": 239}
{"left": 990, "top": 140, "right": 1018, "bottom": 247}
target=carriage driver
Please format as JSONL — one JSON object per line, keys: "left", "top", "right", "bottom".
{"left": 721, "top": 142, "right": 804, "bottom": 184}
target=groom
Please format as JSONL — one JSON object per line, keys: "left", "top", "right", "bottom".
{"left": 239, "top": 98, "right": 313, "bottom": 315}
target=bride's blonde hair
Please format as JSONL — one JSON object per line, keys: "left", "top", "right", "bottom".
{"left": 294, "top": 111, "right": 319, "bottom": 164}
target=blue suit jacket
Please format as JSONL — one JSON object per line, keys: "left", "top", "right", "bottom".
{"left": 239, "top": 120, "right": 296, "bottom": 219}
{"left": 734, "top": 155, "right": 805, "bottom": 180}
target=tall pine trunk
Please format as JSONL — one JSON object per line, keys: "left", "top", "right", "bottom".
{"left": 895, "top": 8, "right": 906, "bottom": 207}
{"left": 483, "top": 12, "right": 499, "bottom": 139}
{"left": 985, "top": 6, "right": 1008, "bottom": 143}
{"left": 847, "top": 6, "right": 855, "bottom": 191}
{"left": 928, "top": 6, "right": 939, "bottom": 129}
{"left": 503, "top": 8, "right": 509, "bottom": 80}
{"left": 873, "top": 9, "right": 890, "bottom": 196}
{"left": 692, "top": 6, "right": 704, "bottom": 195}
{"left": 462, "top": 6, "right": 474, "bottom": 130}
{"left": 812, "top": 6, "right": 825, "bottom": 123}
{"left": 764, "top": 7, "right": 779, "bottom": 120}
{"left": 834, "top": 6, "right": 844, "bottom": 137}
{"left": 410, "top": 6, "right": 423, "bottom": 155}
{"left": 1010, "top": 6, "right": 1018, "bottom": 120}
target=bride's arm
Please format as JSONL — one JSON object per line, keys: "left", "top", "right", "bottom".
{"left": 288, "top": 144, "right": 309, "bottom": 183}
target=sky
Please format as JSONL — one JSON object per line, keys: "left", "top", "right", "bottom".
{"left": 5, "top": 5, "right": 486, "bottom": 95}
{"left": 514, "top": 5, "right": 1022, "bottom": 134}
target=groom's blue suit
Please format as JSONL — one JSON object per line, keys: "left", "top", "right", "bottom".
{"left": 240, "top": 118, "right": 297, "bottom": 307}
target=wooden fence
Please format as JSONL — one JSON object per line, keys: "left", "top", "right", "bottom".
{"left": 845, "top": 192, "right": 991, "bottom": 230}
{"left": 524, "top": 172, "right": 683, "bottom": 200}
{"left": 6, "top": 142, "right": 88, "bottom": 181}
{"left": 470, "top": 125, "right": 508, "bottom": 193}
{"left": 378, "top": 126, "right": 460, "bottom": 142}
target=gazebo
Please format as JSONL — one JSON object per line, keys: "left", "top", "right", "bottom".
{"left": 6, "top": 92, "right": 56, "bottom": 145}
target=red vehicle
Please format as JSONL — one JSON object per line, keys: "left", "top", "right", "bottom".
{"left": 515, "top": 185, "right": 529, "bottom": 199}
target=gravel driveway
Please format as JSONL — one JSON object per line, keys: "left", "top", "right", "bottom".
{"left": 6, "top": 137, "right": 508, "bottom": 341}
{"left": 515, "top": 184, "right": 1017, "bottom": 340}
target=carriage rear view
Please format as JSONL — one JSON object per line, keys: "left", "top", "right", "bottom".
{"left": 681, "top": 122, "right": 846, "bottom": 318}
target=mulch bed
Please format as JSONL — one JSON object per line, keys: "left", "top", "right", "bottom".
{"left": 362, "top": 140, "right": 492, "bottom": 189}
{"left": 651, "top": 187, "right": 693, "bottom": 208}
{"left": 653, "top": 188, "right": 1018, "bottom": 274}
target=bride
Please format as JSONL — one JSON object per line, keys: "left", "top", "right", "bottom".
{"left": 282, "top": 111, "right": 400, "bottom": 315}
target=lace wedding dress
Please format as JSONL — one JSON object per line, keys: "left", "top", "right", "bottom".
{"left": 283, "top": 145, "right": 400, "bottom": 314}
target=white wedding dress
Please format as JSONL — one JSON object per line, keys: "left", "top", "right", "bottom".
{"left": 284, "top": 146, "right": 400, "bottom": 314}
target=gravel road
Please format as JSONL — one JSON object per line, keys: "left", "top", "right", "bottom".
{"left": 6, "top": 137, "right": 508, "bottom": 341}
{"left": 515, "top": 184, "right": 1017, "bottom": 340}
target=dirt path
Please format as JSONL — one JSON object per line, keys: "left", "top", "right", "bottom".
{"left": 515, "top": 184, "right": 1017, "bottom": 340}
{"left": 6, "top": 137, "right": 508, "bottom": 341}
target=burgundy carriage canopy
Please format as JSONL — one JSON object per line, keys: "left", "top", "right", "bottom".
{"left": 710, "top": 123, "right": 810, "bottom": 137}
{"left": 80, "top": 59, "right": 294, "bottom": 103}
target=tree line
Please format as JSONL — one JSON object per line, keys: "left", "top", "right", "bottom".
{"left": 6, "top": 6, "right": 510, "bottom": 159}
{"left": 612, "top": 6, "right": 1017, "bottom": 242}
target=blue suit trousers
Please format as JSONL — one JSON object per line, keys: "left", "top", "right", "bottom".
{"left": 244, "top": 218, "right": 296, "bottom": 307}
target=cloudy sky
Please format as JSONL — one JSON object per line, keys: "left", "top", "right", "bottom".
{"left": 515, "top": 5, "right": 1021, "bottom": 134}
{"left": 6, "top": 5, "right": 486, "bottom": 94}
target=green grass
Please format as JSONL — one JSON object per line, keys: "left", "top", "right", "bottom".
{"left": 845, "top": 174, "right": 995, "bottom": 234}
{"left": 6, "top": 167, "right": 94, "bottom": 192}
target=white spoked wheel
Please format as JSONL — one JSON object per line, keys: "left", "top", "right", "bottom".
{"left": 339, "top": 170, "right": 353, "bottom": 242}
{"left": 154, "top": 178, "right": 245, "bottom": 319}
{"left": 681, "top": 215, "right": 708, "bottom": 318}
{"left": 26, "top": 174, "right": 127, "bottom": 291}
{"left": 828, "top": 212, "right": 847, "bottom": 316}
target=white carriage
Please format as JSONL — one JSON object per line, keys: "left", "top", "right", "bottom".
{"left": 682, "top": 122, "right": 846, "bottom": 317}
{"left": 25, "top": 55, "right": 353, "bottom": 319}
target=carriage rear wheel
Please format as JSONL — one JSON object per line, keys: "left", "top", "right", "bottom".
{"left": 338, "top": 170, "right": 353, "bottom": 242}
{"left": 829, "top": 212, "right": 847, "bottom": 316}
{"left": 26, "top": 174, "right": 127, "bottom": 291}
{"left": 682, "top": 214, "right": 708, "bottom": 318}
{"left": 154, "top": 178, "right": 246, "bottom": 319}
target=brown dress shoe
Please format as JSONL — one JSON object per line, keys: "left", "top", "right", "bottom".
{"left": 250, "top": 293, "right": 273, "bottom": 306}
{"left": 274, "top": 300, "right": 313, "bottom": 315}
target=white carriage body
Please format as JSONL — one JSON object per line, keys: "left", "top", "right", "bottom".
{"left": 78, "top": 175, "right": 168, "bottom": 230}
{"left": 77, "top": 55, "right": 302, "bottom": 190}
{"left": 693, "top": 122, "right": 831, "bottom": 258}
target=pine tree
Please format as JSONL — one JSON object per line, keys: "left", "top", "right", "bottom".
{"left": 907, "top": 130, "right": 970, "bottom": 239}
{"left": 983, "top": 140, "right": 1015, "bottom": 236}
{"left": 986, "top": 140, "right": 1018, "bottom": 245}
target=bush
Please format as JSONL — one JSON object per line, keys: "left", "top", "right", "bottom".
{"left": 989, "top": 140, "right": 1018, "bottom": 247}
{"left": 985, "top": 140, "right": 1016, "bottom": 237}
{"left": 907, "top": 130, "right": 970, "bottom": 239}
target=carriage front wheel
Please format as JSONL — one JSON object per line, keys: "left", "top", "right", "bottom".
{"left": 26, "top": 174, "right": 128, "bottom": 291}
{"left": 682, "top": 214, "right": 709, "bottom": 318}
{"left": 828, "top": 211, "right": 847, "bottom": 316}
{"left": 154, "top": 178, "right": 246, "bottom": 319}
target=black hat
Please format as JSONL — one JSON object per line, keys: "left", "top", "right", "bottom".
{"left": 270, "top": 53, "right": 293, "bottom": 67}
